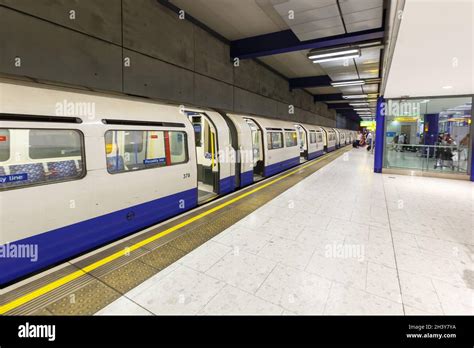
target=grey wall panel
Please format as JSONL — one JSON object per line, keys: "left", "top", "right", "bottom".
{"left": 0, "top": 0, "right": 122, "bottom": 44}
{"left": 122, "top": 49, "right": 194, "bottom": 104}
{"left": 0, "top": 7, "right": 122, "bottom": 91}
{"left": 276, "top": 101, "right": 291, "bottom": 120}
{"left": 122, "top": 0, "right": 194, "bottom": 70}
{"left": 233, "top": 88, "right": 277, "bottom": 118}
{"left": 233, "top": 60, "right": 260, "bottom": 95}
{"left": 194, "top": 26, "right": 233, "bottom": 85}
{"left": 194, "top": 74, "right": 233, "bottom": 110}
{"left": 0, "top": 0, "right": 348, "bottom": 128}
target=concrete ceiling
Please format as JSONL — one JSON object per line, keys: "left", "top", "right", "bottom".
{"left": 170, "top": 0, "right": 287, "bottom": 40}
{"left": 384, "top": 0, "right": 474, "bottom": 98}
{"left": 170, "top": 0, "right": 386, "bottom": 119}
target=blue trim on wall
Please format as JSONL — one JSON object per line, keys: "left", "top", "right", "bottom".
{"left": 263, "top": 157, "right": 300, "bottom": 177}
{"left": 0, "top": 188, "right": 198, "bottom": 286}
{"left": 374, "top": 97, "right": 385, "bottom": 173}
{"left": 219, "top": 176, "right": 235, "bottom": 195}
{"left": 308, "top": 150, "right": 324, "bottom": 160}
{"left": 240, "top": 170, "right": 254, "bottom": 188}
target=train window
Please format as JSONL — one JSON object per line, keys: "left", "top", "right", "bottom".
{"left": 285, "top": 131, "right": 298, "bottom": 147}
{"left": 105, "top": 130, "right": 188, "bottom": 174}
{"left": 317, "top": 132, "right": 323, "bottom": 143}
{"left": 29, "top": 129, "right": 82, "bottom": 159}
{"left": 0, "top": 128, "right": 85, "bottom": 191}
{"left": 267, "top": 132, "right": 283, "bottom": 150}
{"left": 309, "top": 132, "right": 317, "bottom": 144}
{"left": 0, "top": 129, "right": 10, "bottom": 161}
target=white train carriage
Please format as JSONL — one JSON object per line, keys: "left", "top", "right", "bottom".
{"left": 294, "top": 123, "right": 325, "bottom": 160}
{"left": 245, "top": 116, "right": 300, "bottom": 177}
{"left": 0, "top": 80, "right": 198, "bottom": 286}
{"left": 0, "top": 78, "right": 357, "bottom": 286}
{"left": 322, "top": 127, "right": 337, "bottom": 152}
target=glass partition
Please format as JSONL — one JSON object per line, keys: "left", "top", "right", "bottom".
{"left": 383, "top": 97, "right": 472, "bottom": 174}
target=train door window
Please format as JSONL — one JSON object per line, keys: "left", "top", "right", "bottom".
{"left": 309, "top": 132, "right": 317, "bottom": 144}
{"left": 105, "top": 130, "right": 188, "bottom": 174}
{"left": 169, "top": 131, "right": 188, "bottom": 164}
{"left": 267, "top": 132, "right": 283, "bottom": 150}
{"left": 284, "top": 131, "right": 298, "bottom": 147}
{"left": 0, "top": 128, "right": 85, "bottom": 191}
{"left": 0, "top": 129, "right": 10, "bottom": 162}
{"left": 317, "top": 132, "right": 323, "bottom": 143}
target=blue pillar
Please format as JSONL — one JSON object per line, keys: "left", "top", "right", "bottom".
{"left": 424, "top": 113, "right": 439, "bottom": 158}
{"left": 374, "top": 96, "right": 385, "bottom": 173}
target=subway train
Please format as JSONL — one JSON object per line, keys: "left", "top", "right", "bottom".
{"left": 0, "top": 79, "right": 356, "bottom": 286}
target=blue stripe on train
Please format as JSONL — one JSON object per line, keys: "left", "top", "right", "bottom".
{"left": 219, "top": 176, "right": 235, "bottom": 195}
{"left": 307, "top": 150, "right": 324, "bottom": 160}
{"left": 327, "top": 145, "right": 336, "bottom": 152}
{"left": 263, "top": 156, "right": 300, "bottom": 177}
{"left": 0, "top": 188, "right": 198, "bottom": 286}
{"left": 240, "top": 170, "right": 253, "bottom": 188}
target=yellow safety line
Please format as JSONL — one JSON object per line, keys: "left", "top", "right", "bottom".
{"left": 0, "top": 148, "right": 345, "bottom": 314}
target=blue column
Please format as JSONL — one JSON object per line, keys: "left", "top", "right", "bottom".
{"left": 374, "top": 96, "right": 385, "bottom": 173}
{"left": 424, "top": 113, "right": 439, "bottom": 158}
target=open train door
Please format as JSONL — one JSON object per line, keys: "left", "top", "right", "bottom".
{"left": 294, "top": 124, "right": 308, "bottom": 162}
{"left": 243, "top": 118, "right": 264, "bottom": 182}
{"left": 186, "top": 108, "right": 235, "bottom": 203}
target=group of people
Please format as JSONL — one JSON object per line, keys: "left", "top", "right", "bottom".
{"left": 393, "top": 133, "right": 408, "bottom": 152}
{"left": 352, "top": 130, "right": 373, "bottom": 151}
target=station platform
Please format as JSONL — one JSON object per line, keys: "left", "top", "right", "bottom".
{"left": 1, "top": 147, "right": 472, "bottom": 316}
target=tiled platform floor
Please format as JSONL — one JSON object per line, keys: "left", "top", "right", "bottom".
{"left": 97, "top": 149, "right": 474, "bottom": 315}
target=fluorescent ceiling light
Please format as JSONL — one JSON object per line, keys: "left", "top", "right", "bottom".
{"left": 353, "top": 108, "right": 371, "bottom": 111}
{"left": 331, "top": 80, "right": 365, "bottom": 87}
{"left": 343, "top": 94, "right": 368, "bottom": 99}
{"left": 308, "top": 48, "right": 359, "bottom": 60}
{"left": 350, "top": 103, "right": 369, "bottom": 107}
{"left": 308, "top": 47, "right": 361, "bottom": 64}
{"left": 312, "top": 54, "right": 360, "bottom": 64}
{"left": 442, "top": 85, "right": 453, "bottom": 89}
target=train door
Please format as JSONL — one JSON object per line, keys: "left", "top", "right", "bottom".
{"left": 187, "top": 112, "right": 219, "bottom": 203}
{"left": 294, "top": 124, "right": 308, "bottom": 163}
{"left": 322, "top": 128, "right": 328, "bottom": 152}
{"left": 244, "top": 118, "right": 264, "bottom": 181}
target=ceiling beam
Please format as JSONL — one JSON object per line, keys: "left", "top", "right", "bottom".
{"left": 314, "top": 93, "right": 343, "bottom": 102}
{"left": 230, "top": 27, "right": 384, "bottom": 59}
{"left": 326, "top": 103, "right": 353, "bottom": 109}
{"left": 289, "top": 75, "right": 332, "bottom": 90}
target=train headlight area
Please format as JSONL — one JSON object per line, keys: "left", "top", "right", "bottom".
{"left": 0, "top": 0, "right": 473, "bottom": 345}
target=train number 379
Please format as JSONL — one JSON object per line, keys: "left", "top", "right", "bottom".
{"left": 183, "top": 173, "right": 191, "bottom": 179}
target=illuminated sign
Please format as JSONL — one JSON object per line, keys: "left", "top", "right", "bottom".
{"left": 394, "top": 116, "right": 418, "bottom": 122}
